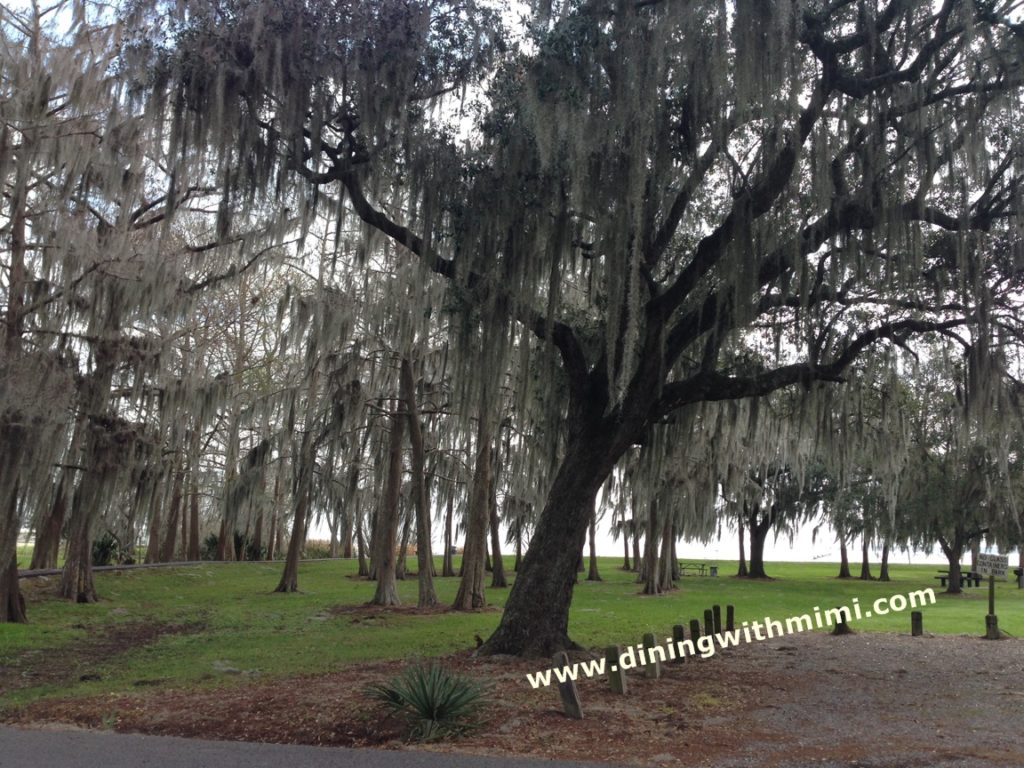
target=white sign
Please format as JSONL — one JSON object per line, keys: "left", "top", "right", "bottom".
{"left": 977, "top": 553, "right": 1009, "bottom": 578}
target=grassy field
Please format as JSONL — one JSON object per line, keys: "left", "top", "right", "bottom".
{"left": 2, "top": 556, "right": 1021, "bottom": 710}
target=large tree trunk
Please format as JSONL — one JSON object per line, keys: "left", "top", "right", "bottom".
{"left": 479, "top": 421, "right": 621, "bottom": 656}
{"left": 370, "top": 402, "right": 405, "bottom": 605}
{"left": 1, "top": 554, "right": 25, "bottom": 623}
{"left": 159, "top": 468, "right": 184, "bottom": 563}
{"left": 939, "top": 535, "right": 964, "bottom": 595}
{"left": 275, "top": 432, "right": 315, "bottom": 593}
{"left": 746, "top": 506, "right": 772, "bottom": 579}
{"left": 401, "top": 357, "right": 437, "bottom": 607}
{"left": 60, "top": 472, "right": 104, "bottom": 603}
{"left": 586, "top": 508, "right": 601, "bottom": 582}
{"left": 188, "top": 473, "right": 201, "bottom": 561}
{"left": 657, "top": 514, "right": 674, "bottom": 592}
{"left": 879, "top": 541, "right": 891, "bottom": 582}
{"left": 30, "top": 475, "right": 69, "bottom": 570}
{"left": 32, "top": 416, "right": 84, "bottom": 570}
{"left": 858, "top": 535, "right": 872, "bottom": 580}
{"left": 837, "top": 535, "right": 851, "bottom": 579}
{"left": 453, "top": 414, "right": 493, "bottom": 610}
{"left": 274, "top": 486, "right": 309, "bottom": 593}
{"left": 1, "top": 474, "right": 26, "bottom": 622}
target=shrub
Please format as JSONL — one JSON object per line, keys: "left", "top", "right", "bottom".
{"left": 366, "top": 662, "right": 489, "bottom": 741}
{"left": 91, "top": 532, "right": 120, "bottom": 566}
{"left": 200, "top": 533, "right": 219, "bottom": 561}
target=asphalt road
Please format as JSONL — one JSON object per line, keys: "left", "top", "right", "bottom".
{"left": 0, "top": 726, "right": 616, "bottom": 768}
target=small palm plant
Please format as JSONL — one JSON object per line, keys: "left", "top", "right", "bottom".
{"left": 366, "top": 661, "right": 490, "bottom": 741}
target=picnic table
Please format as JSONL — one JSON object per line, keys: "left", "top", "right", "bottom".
{"left": 678, "top": 562, "right": 707, "bottom": 576}
{"left": 935, "top": 570, "right": 982, "bottom": 588}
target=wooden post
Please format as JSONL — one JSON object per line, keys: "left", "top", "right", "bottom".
{"left": 712, "top": 604, "right": 722, "bottom": 634}
{"left": 986, "top": 573, "right": 999, "bottom": 639}
{"left": 726, "top": 605, "right": 735, "bottom": 632}
{"left": 606, "top": 645, "right": 627, "bottom": 694}
{"left": 672, "top": 624, "right": 686, "bottom": 663}
{"left": 642, "top": 632, "right": 661, "bottom": 679}
{"left": 703, "top": 608, "right": 714, "bottom": 637}
{"left": 552, "top": 651, "right": 583, "bottom": 718}
{"left": 911, "top": 610, "right": 923, "bottom": 637}
{"left": 689, "top": 618, "right": 702, "bottom": 644}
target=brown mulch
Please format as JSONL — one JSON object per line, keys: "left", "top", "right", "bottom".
{"left": 4, "top": 633, "right": 1024, "bottom": 767}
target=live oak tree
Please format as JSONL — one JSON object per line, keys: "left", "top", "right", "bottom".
{"left": 130, "top": 0, "right": 1024, "bottom": 654}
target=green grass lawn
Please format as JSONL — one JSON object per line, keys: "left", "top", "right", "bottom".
{"left": 2, "top": 556, "right": 1021, "bottom": 710}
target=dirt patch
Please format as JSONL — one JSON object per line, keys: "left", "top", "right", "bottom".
{"left": 4, "top": 633, "right": 1023, "bottom": 767}
{"left": 0, "top": 619, "right": 206, "bottom": 695}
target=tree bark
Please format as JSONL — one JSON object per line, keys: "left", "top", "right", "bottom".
{"left": 275, "top": 430, "right": 315, "bottom": 593}
{"left": 938, "top": 534, "right": 964, "bottom": 595}
{"left": 442, "top": 494, "right": 455, "bottom": 577}
{"left": 395, "top": 510, "right": 411, "bottom": 580}
{"left": 188, "top": 473, "right": 201, "bottom": 561}
{"left": 453, "top": 414, "right": 493, "bottom": 610}
{"left": 370, "top": 401, "right": 405, "bottom": 605}
{"left": 356, "top": 507, "right": 369, "bottom": 577}
{"left": 401, "top": 357, "right": 437, "bottom": 607}
{"left": 746, "top": 504, "right": 773, "bottom": 579}
{"left": 488, "top": 441, "right": 507, "bottom": 588}
{"left": 480, "top": 419, "right": 622, "bottom": 655}
{"left": 737, "top": 512, "right": 748, "bottom": 577}
{"left": 879, "top": 541, "right": 891, "bottom": 582}
{"left": 837, "top": 535, "right": 851, "bottom": 579}
{"left": 631, "top": 520, "right": 641, "bottom": 573}
{"left": 144, "top": 473, "right": 164, "bottom": 564}
{"left": 658, "top": 513, "right": 674, "bottom": 592}
{"left": 586, "top": 508, "right": 601, "bottom": 582}
{"left": 621, "top": 520, "right": 631, "bottom": 571}
{"left": 642, "top": 498, "right": 660, "bottom": 595}
{"left": 30, "top": 474, "right": 69, "bottom": 570}
{"left": 274, "top": 477, "right": 309, "bottom": 593}
{"left": 159, "top": 468, "right": 184, "bottom": 563}
{"left": 858, "top": 535, "right": 872, "bottom": 580}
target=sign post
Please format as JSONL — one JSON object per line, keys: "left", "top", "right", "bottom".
{"left": 976, "top": 553, "right": 1008, "bottom": 640}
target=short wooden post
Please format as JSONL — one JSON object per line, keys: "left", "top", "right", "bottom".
{"left": 712, "top": 604, "right": 722, "bottom": 634}
{"left": 689, "top": 618, "right": 702, "bottom": 644}
{"left": 606, "top": 645, "right": 627, "bottom": 694}
{"left": 552, "top": 651, "right": 583, "bottom": 719}
{"left": 910, "top": 610, "right": 923, "bottom": 636}
{"left": 642, "top": 632, "right": 662, "bottom": 678}
{"left": 726, "top": 605, "right": 735, "bottom": 632}
{"left": 985, "top": 572, "right": 1000, "bottom": 639}
{"left": 703, "top": 608, "right": 714, "bottom": 637}
{"left": 672, "top": 624, "right": 686, "bottom": 663}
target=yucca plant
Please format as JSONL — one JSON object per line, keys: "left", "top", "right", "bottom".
{"left": 365, "top": 661, "right": 489, "bottom": 741}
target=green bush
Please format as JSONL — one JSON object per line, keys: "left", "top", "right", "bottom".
{"left": 366, "top": 661, "right": 489, "bottom": 741}
{"left": 91, "top": 532, "right": 135, "bottom": 566}
{"left": 200, "top": 533, "right": 219, "bottom": 561}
